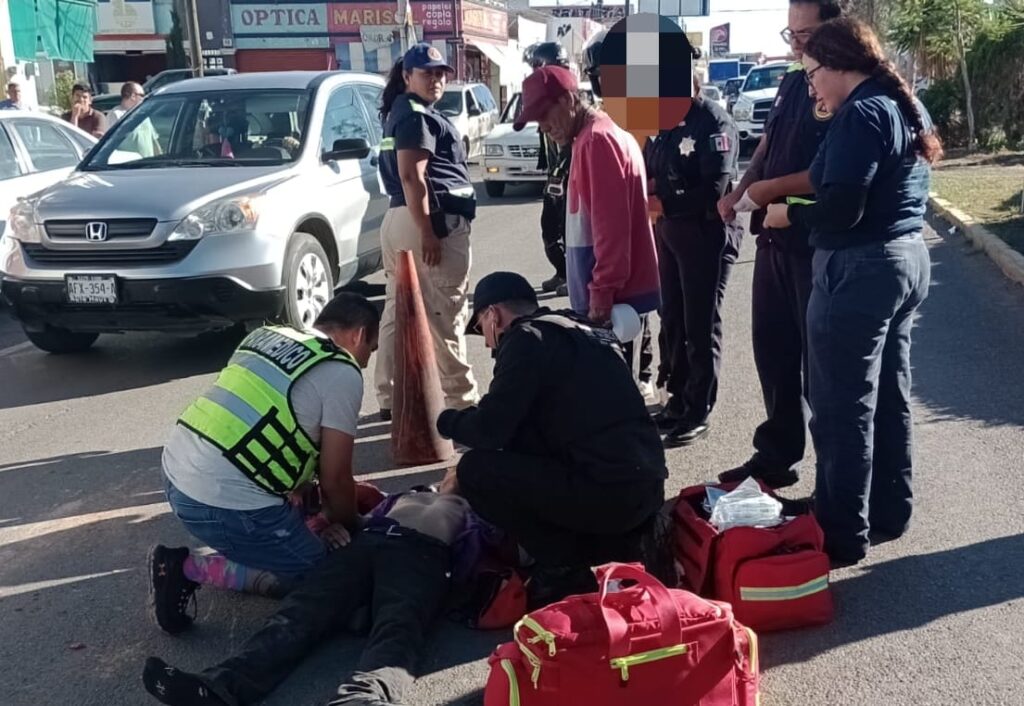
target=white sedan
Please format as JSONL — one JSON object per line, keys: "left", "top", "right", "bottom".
{"left": 1, "top": 111, "right": 97, "bottom": 236}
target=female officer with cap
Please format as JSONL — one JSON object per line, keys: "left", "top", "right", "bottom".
{"left": 375, "top": 43, "right": 479, "bottom": 420}
{"left": 644, "top": 52, "right": 741, "bottom": 448}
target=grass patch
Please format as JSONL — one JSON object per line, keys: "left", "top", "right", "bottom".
{"left": 932, "top": 163, "right": 1024, "bottom": 255}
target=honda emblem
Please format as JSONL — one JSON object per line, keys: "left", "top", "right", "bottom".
{"left": 85, "top": 222, "right": 108, "bottom": 242}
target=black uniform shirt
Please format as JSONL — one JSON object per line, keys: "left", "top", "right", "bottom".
{"left": 644, "top": 97, "right": 739, "bottom": 221}
{"left": 379, "top": 93, "right": 475, "bottom": 217}
{"left": 754, "top": 65, "right": 834, "bottom": 248}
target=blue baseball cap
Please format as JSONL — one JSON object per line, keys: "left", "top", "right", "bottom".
{"left": 403, "top": 43, "right": 454, "bottom": 73}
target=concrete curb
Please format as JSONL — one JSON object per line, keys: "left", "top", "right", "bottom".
{"left": 929, "top": 193, "right": 1024, "bottom": 288}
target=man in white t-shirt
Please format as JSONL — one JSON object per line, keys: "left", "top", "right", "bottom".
{"left": 149, "top": 293, "right": 379, "bottom": 634}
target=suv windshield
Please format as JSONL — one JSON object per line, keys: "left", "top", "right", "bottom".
{"left": 742, "top": 66, "right": 787, "bottom": 92}
{"left": 83, "top": 89, "right": 311, "bottom": 170}
{"left": 435, "top": 91, "right": 464, "bottom": 117}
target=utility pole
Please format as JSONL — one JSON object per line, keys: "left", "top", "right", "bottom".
{"left": 186, "top": 0, "right": 204, "bottom": 77}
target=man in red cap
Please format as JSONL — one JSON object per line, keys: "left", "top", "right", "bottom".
{"left": 515, "top": 66, "right": 660, "bottom": 331}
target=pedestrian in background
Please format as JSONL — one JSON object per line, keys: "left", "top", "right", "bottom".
{"left": 376, "top": 44, "right": 479, "bottom": 420}
{"left": 645, "top": 65, "right": 740, "bottom": 448}
{"left": 62, "top": 83, "right": 107, "bottom": 138}
{"left": 717, "top": 0, "right": 843, "bottom": 489}
{"left": 109, "top": 81, "right": 145, "bottom": 123}
{"left": 0, "top": 80, "right": 28, "bottom": 110}
{"left": 763, "top": 17, "right": 941, "bottom": 567}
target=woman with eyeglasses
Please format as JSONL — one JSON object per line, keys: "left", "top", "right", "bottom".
{"left": 375, "top": 43, "right": 479, "bottom": 421}
{"left": 763, "top": 18, "right": 942, "bottom": 567}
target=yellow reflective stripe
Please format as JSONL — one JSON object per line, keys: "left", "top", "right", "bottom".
{"left": 609, "top": 643, "right": 689, "bottom": 682}
{"left": 739, "top": 574, "right": 829, "bottom": 602}
{"left": 446, "top": 185, "right": 476, "bottom": 197}
{"left": 500, "top": 659, "right": 521, "bottom": 706}
{"left": 788, "top": 61, "right": 804, "bottom": 73}
{"left": 786, "top": 196, "right": 816, "bottom": 206}
{"left": 380, "top": 137, "right": 395, "bottom": 151}
{"left": 409, "top": 97, "right": 427, "bottom": 113}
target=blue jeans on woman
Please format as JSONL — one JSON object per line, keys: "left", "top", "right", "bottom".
{"left": 165, "top": 479, "right": 326, "bottom": 578}
{"left": 807, "top": 233, "right": 931, "bottom": 562}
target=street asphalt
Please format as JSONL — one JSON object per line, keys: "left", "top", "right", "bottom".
{"left": 1, "top": 175, "right": 1022, "bottom": 706}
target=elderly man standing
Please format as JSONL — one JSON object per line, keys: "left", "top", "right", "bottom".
{"left": 0, "top": 80, "right": 28, "bottom": 110}
{"left": 108, "top": 81, "right": 145, "bottom": 123}
{"left": 513, "top": 65, "right": 660, "bottom": 329}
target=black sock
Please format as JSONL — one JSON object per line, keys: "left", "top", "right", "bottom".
{"left": 142, "top": 657, "right": 227, "bottom": 706}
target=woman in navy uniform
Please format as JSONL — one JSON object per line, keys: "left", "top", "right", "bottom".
{"left": 645, "top": 65, "right": 740, "bottom": 448}
{"left": 764, "top": 19, "right": 941, "bottom": 566}
{"left": 375, "top": 44, "right": 479, "bottom": 419}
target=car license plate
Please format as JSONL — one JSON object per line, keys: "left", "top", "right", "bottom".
{"left": 66, "top": 275, "right": 118, "bottom": 304}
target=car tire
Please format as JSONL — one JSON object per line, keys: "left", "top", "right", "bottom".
{"left": 485, "top": 181, "right": 506, "bottom": 198}
{"left": 281, "top": 232, "right": 335, "bottom": 332}
{"left": 23, "top": 326, "right": 99, "bottom": 354}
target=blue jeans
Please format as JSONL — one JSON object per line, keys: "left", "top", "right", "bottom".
{"left": 165, "top": 479, "right": 326, "bottom": 577}
{"left": 807, "top": 234, "right": 931, "bottom": 560}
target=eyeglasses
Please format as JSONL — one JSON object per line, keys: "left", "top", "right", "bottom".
{"left": 803, "top": 65, "right": 824, "bottom": 85}
{"left": 780, "top": 28, "right": 814, "bottom": 44}
{"left": 472, "top": 306, "right": 492, "bottom": 335}
{"left": 132, "top": 92, "right": 145, "bottom": 98}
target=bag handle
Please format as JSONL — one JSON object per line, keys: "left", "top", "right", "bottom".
{"left": 595, "top": 563, "right": 684, "bottom": 659}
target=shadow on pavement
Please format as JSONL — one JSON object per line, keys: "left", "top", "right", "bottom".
{"left": 761, "top": 532, "right": 1024, "bottom": 670}
{"left": 0, "top": 327, "right": 244, "bottom": 411}
{"left": 908, "top": 218, "right": 1024, "bottom": 428}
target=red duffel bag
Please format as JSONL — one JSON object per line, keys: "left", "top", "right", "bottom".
{"left": 673, "top": 483, "right": 834, "bottom": 632}
{"left": 483, "top": 562, "right": 759, "bottom": 706}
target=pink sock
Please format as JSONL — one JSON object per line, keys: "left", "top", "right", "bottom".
{"left": 183, "top": 552, "right": 285, "bottom": 597}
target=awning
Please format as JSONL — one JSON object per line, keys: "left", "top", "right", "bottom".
{"left": 466, "top": 38, "right": 516, "bottom": 78}
{"left": 9, "top": 0, "right": 96, "bottom": 63}
{"left": 94, "top": 37, "right": 168, "bottom": 54}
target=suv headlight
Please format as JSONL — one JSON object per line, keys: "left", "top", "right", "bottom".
{"left": 169, "top": 195, "right": 262, "bottom": 241}
{"left": 8, "top": 200, "right": 42, "bottom": 243}
{"left": 485, "top": 144, "right": 503, "bottom": 157}
{"left": 733, "top": 101, "right": 753, "bottom": 122}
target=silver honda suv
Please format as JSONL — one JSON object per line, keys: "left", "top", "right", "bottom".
{"left": 1, "top": 71, "right": 388, "bottom": 353}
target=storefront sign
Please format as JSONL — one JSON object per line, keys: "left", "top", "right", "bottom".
{"left": 461, "top": 1, "right": 507, "bottom": 41}
{"left": 231, "top": 3, "right": 329, "bottom": 33}
{"left": 535, "top": 6, "right": 626, "bottom": 22}
{"left": 710, "top": 23, "right": 730, "bottom": 57}
{"left": 96, "top": 0, "right": 156, "bottom": 35}
{"left": 328, "top": 2, "right": 455, "bottom": 34}
{"left": 359, "top": 24, "right": 424, "bottom": 52}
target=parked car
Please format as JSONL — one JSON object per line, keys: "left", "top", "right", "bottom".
{"left": 481, "top": 83, "right": 594, "bottom": 198}
{"left": 1, "top": 71, "right": 388, "bottom": 353}
{"left": 92, "top": 68, "right": 239, "bottom": 113}
{"left": 731, "top": 62, "right": 789, "bottom": 144}
{"left": 0, "top": 111, "right": 96, "bottom": 238}
{"left": 434, "top": 82, "right": 499, "bottom": 159}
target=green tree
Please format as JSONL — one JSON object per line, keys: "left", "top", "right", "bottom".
{"left": 166, "top": 10, "right": 187, "bottom": 69}
{"left": 889, "top": 0, "right": 987, "bottom": 149}
{"left": 48, "top": 70, "right": 79, "bottom": 113}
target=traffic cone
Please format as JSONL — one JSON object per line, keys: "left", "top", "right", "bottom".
{"left": 391, "top": 249, "right": 455, "bottom": 465}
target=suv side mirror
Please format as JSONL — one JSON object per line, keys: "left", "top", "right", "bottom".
{"left": 467, "top": 105, "right": 482, "bottom": 117}
{"left": 322, "top": 137, "right": 371, "bottom": 163}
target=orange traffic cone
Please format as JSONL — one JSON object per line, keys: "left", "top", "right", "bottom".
{"left": 391, "top": 249, "right": 455, "bottom": 465}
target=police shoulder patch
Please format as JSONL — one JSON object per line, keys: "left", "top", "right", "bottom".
{"left": 427, "top": 47, "right": 443, "bottom": 61}
{"left": 710, "top": 133, "right": 731, "bottom": 153}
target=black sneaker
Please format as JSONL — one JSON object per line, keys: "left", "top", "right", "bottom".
{"left": 541, "top": 275, "right": 566, "bottom": 293}
{"left": 664, "top": 420, "right": 710, "bottom": 448}
{"left": 652, "top": 408, "right": 684, "bottom": 430}
{"left": 555, "top": 283, "right": 568, "bottom": 297}
{"left": 718, "top": 459, "right": 799, "bottom": 489}
{"left": 149, "top": 546, "right": 199, "bottom": 635}
{"left": 142, "top": 657, "right": 226, "bottom": 705}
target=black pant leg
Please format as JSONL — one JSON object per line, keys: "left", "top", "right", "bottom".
{"left": 750, "top": 242, "right": 811, "bottom": 471}
{"left": 456, "top": 449, "right": 663, "bottom": 567}
{"left": 622, "top": 315, "right": 654, "bottom": 384}
{"left": 657, "top": 218, "right": 691, "bottom": 415}
{"left": 329, "top": 538, "right": 451, "bottom": 706}
{"left": 675, "top": 218, "right": 732, "bottom": 424}
{"left": 200, "top": 539, "right": 376, "bottom": 705}
{"left": 540, "top": 195, "right": 566, "bottom": 278}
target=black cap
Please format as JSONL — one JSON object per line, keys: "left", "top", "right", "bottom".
{"left": 403, "top": 43, "right": 454, "bottom": 73}
{"left": 467, "top": 272, "right": 538, "bottom": 335}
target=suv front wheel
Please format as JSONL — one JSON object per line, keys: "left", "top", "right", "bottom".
{"left": 281, "top": 233, "right": 335, "bottom": 332}
{"left": 24, "top": 325, "right": 99, "bottom": 354}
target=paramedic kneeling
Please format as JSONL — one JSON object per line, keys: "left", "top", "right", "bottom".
{"left": 437, "top": 271, "right": 666, "bottom": 605}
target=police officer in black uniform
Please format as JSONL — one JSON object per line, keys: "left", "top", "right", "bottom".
{"left": 523, "top": 41, "right": 572, "bottom": 296}
{"left": 645, "top": 58, "right": 741, "bottom": 448}
{"left": 374, "top": 43, "right": 479, "bottom": 420}
{"left": 717, "top": 0, "right": 841, "bottom": 487}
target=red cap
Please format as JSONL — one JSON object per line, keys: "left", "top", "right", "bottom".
{"left": 513, "top": 65, "right": 578, "bottom": 131}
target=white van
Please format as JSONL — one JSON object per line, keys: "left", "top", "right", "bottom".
{"left": 434, "top": 82, "right": 499, "bottom": 159}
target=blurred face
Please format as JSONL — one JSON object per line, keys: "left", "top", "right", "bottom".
{"left": 126, "top": 84, "right": 145, "bottom": 107}
{"left": 405, "top": 67, "right": 448, "bottom": 104}
{"left": 802, "top": 55, "right": 843, "bottom": 113}
{"left": 537, "top": 93, "right": 578, "bottom": 147}
{"left": 7, "top": 84, "right": 20, "bottom": 102}
{"left": 73, "top": 88, "right": 92, "bottom": 110}
{"left": 328, "top": 326, "right": 378, "bottom": 368}
{"left": 784, "top": 3, "right": 825, "bottom": 61}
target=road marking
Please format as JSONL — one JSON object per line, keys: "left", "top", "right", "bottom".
{"left": 0, "top": 501, "right": 170, "bottom": 548}
{"left": 0, "top": 569, "right": 131, "bottom": 600}
{"left": 0, "top": 341, "right": 32, "bottom": 358}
